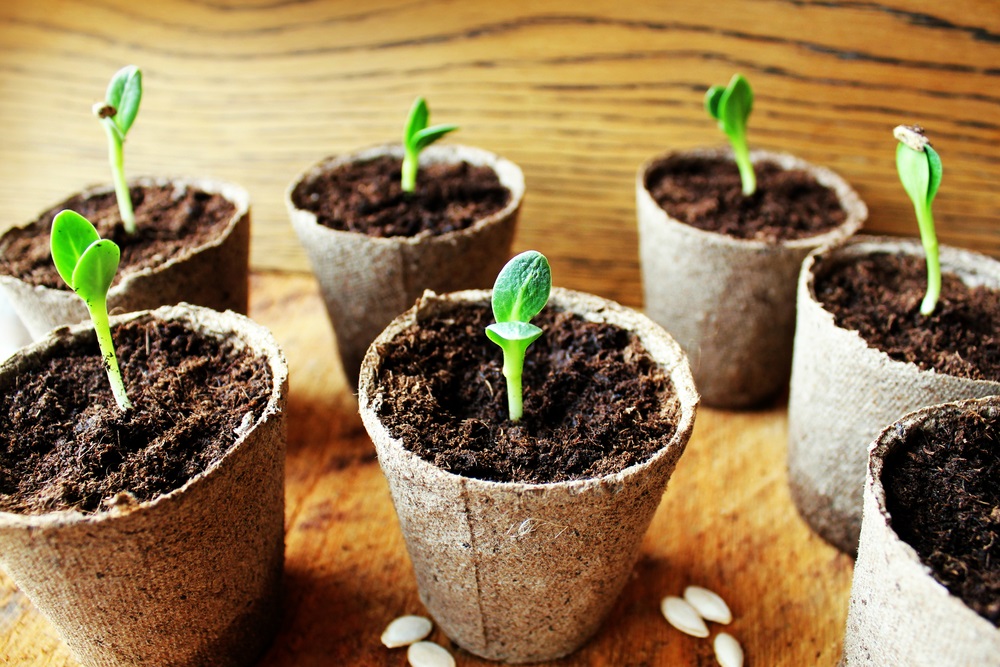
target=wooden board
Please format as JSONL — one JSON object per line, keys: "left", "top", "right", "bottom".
{"left": 0, "top": 0, "right": 997, "bottom": 308}
{"left": 0, "top": 272, "right": 854, "bottom": 666}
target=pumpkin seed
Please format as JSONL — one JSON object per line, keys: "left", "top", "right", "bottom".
{"left": 684, "top": 585, "right": 733, "bottom": 624}
{"left": 714, "top": 632, "right": 744, "bottom": 667}
{"left": 660, "top": 596, "right": 709, "bottom": 637}
{"left": 381, "top": 615, "right": 433, "bottom": 648}
{"left": 407, "top": 641, "right": 456, "bottom": 667}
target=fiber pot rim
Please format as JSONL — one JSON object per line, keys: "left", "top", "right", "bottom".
{"left": 801, "top": 234, "right": 1000, "bottom": 384}
{"left": 0, "top": 176, "right": 251, "bottom": 300}
{"left": 637, "top": 146, "right": 867, "bottom": 251}
{"left": 358, "top": 286, "right": 700, "bottom": 493}
{"left": 284, "top": 143, "right": 526, "bottom": 247}
{"left": 865, "top": 395, "right": 1000, "bottom": 629}
{"left": 0, "top": 302, "right": 288, "bottom": 530}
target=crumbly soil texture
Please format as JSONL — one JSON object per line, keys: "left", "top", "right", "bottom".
{"left": 815, "top": 252, "right": 1000, "bottom": 380}
{"left": 0, "top": 319, "right": 272, "bottom": 515}
{"left": 374, "top": 304, "right": 680, "bottom": 484}
{"left": 291, "top": 155, "right": 510, "bottom": 238}
{"left": 644, "top": 154, "right": 847, "bottom": 242}
{"left": 884, "top": 408, "right": 1000, "bottom": 625}
{"left": 0, "top": 183, "right": 236, "bottom": 290}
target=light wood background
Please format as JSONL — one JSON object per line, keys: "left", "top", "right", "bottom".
{"left": 0, "top": 1, "right": 997, "bottom": 665}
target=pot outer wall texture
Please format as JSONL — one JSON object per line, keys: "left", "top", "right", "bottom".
{"left": 636, "top": 148, "right": 867, "bottom": 408}
{"left": 842, "top": 397, "right": 1000, "bottom": 666}
{"left": 0, "top": 304, "right": 288, "bottom": 667}
{"left": 787, "top": 236, "right": 1000, "bottom": 555}
{"left": 0, "top": 177, "right": 251, "bottom": 339}
{"left": 286, "top": 144, "right": 523, "bottom": 391}
{"left": 359, "top": 287, "right": 699, "bottom": 663}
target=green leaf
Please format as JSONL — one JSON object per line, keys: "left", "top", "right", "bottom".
{"left": 719, "top": 74, "right": 753, "bottom": 138}
{"left": 925, "top": 144, "right": 942, "bottom": 205}
{"left": 485, "top": 321, "right": 543, "bottom": 345}
{"left": 404, "top": 96, "right": 429, "bottom": 148}
{"left": 72, "top": 239, "right": 119, "bottom": 304}
{"left": 106, "top": 65, "right": 142, "bottom": 136}
{"left": 414, "top": 123, "right": 459, "bottom": 152}
{"left": 492, "top": 250, "right": 552, "bottom": 323}
{"left": 705, "top": 85, "right": 725, "bottom": 121}
{"left": 896, "top": 142, "right": 929, "bottom": 211}
{"left": 51, "top": 210, "right": 100, "bottom": 287}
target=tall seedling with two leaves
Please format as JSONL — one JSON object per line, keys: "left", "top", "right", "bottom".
{"left": 894, "top": 125, "right": 943, "bottom": 316}
{"left": 51, "top": 211, "right": 132, "bottom": 411}
{"left": 93, "top": 65, "right": 143, "bottom": 234}
{"left": 485, "top": 251, "right": 552, "bottom": 422}
{"left": 401, "top": 97, "right": 459, "bottom": 193}
{"left": 705, "top": 74, "right": 755, "bottom": 196}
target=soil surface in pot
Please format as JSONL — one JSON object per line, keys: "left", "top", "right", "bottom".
{"left": 815, "top": 252, "right": 1000, "bottom": 380}
{"left": 0, "top": 184, "right": 237, "bottom": 290}
{"left": 374, "top": 304, "right": 680, "bottom": 483}
{"left": 644, "top": 154, "right": 847, "bottom": 242}
{"left": 0, "top": 318, "right": 272, "bottom": 515}
{"left": 884, "top": 408, "right": 1000, "bottom": 625}
{"left": 291, "top": 155, "right": 510, "bottom": 238}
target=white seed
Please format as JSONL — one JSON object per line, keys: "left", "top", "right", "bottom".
{"left": 714, "top": 632, "right": 744, "bottom": 667}
{"left": 660, "top": 596, "right": 709, "bottom": 638}
{"left": 684, "top": 585, "right": 733, "bottom": 624}
{"left": 381, "top": 615, "right": 433, "bottom": 648}
{"left": 407, "top": 641, "right": 455, "bottom": 667}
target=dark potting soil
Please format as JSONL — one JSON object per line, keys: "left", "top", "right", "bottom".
{"left": 0, "top": 318, "right": 272, "bottom": 515}
{"left": 815, "top": 252, "right": 1000, "bottom": 381}
{"left": 0, "top": 184, "right": 237, "bottom": 290}
{"left": 374, "top": 303, "right": 680, "bottom": 484}
{"left": 290, "top": 155, "right": 511, "bottom": 238}
{"left": 884, "top": 407, "right": 1000, "bottom": 625}
{"left": 644, "top": 154, "right": 847, "bottom": 242}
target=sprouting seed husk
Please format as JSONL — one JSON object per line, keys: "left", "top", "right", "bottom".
{"left": 714, "top": 632, "right": 744, "bottom": 667}
{"left": 407, "top": 641, "right": 456, "bottom": 667}
{"left": 684, "top": 585, "right": 733, "bottom": 624}
{"left": 661, "top": 596, "right": 709, "bottom": 637}
{"left": 381, "top": 615, "right": 433, "bottom": 648}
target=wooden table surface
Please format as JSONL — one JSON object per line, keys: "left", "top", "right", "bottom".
{"left": 0, "top": 1, "right": 996, "bottom": 665}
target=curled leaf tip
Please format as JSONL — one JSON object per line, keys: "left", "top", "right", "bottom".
{"left": 894, "top": 125, "right": 929, "bottom": 152}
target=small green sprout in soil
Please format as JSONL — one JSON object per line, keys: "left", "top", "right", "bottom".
{"left": 894, "top": 124, "right": 943, "bottom": 316}
{"left": 705, "top": 73, "right": 755, "bottom": 196}
{"left": 485, "top": 250, "right": 552, "bottom": 422}
{"left": 51, "top": 210, "right": 132, "bottom": 411}
{"left": 93, "top": 65, "right": 142, "bottom": 234}
{"left": 401, "top": 96, "right": 459, "bottom": 193}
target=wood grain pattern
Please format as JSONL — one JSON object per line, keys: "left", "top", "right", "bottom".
{"left": 0, "top": 272, "right": 854, "bottom": 666}
{"left": 0, "top": 1, "right": 994, "bottom": 664}
{"left": 0, "top": 0, "right": 997, "bottom": 307}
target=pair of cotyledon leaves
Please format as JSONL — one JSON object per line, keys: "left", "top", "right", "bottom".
{"left": 705, "top": 74, "right": 752, "bottom": 146}
{"left": 50, "top": 210, "right": 119, "bottom": 307}
{"left": 99, "top": 65, "right": 142, "bottom": 143}
{"left": 404, "top": 97, "right": 458, "bottom": 156}
{"left": 486, "top": 251, "right": 551, "bottom": 347}
{"left": 895, "top": 126, "right": 943, "bottom": 212}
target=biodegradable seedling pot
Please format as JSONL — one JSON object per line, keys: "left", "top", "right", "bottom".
{"left": 788, "top": 236, "right": 1000, "bottom": 555}
{"left": 0, "top": 304, "right": 288, "bottom": 667}
{"left": 842, "top": 397, "right": 1000, "bottom": 666}
{"left": 637, "top": 148, "right": 866, "bottom": 408}
{"left": 359, "top": 287, "right": 699, "bottom": 663}
{"left": 287, "top": 143, "right": 523, "bottom": 390}
{"left": 0, "top": 177, "right": 251, "bottom": 339}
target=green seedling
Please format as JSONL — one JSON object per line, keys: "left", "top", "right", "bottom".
{"left": 705, "top": 74, "right": 756, "bottom": 195}
{"left": 894, "top": 124, "right": 943, "bottom": 316}
{"left": 401, "top": 96, "right": 459, "bottom": 193}
{"left": 51, "top": 210, "right": 132, "bottom": 411}
{"left": 485, "top": 250, "right": 552, "bottom": 422}
{"left": 93, "top": 65, "right": 143, "bottom": 234}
